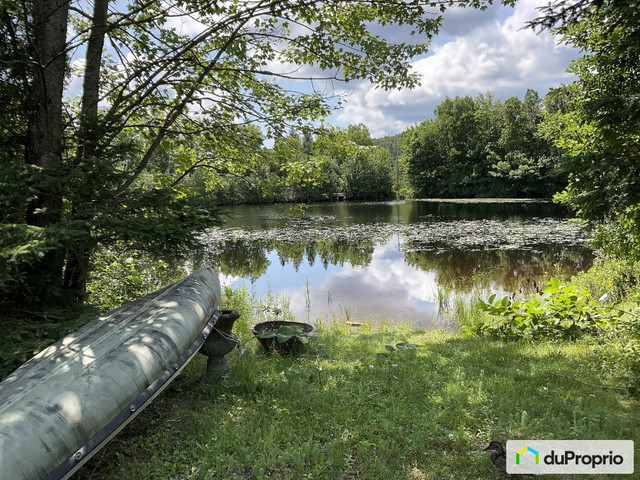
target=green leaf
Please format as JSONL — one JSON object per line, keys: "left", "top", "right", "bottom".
{"left": 315, "top": 348, "right": 331, "bottom": 360}
{"left": 275, "top": 357, "right": 294, "bottom": 373}
{"left": 284, "top": 370, "right": 301, "bottom": 382}
{"left": 256, "top": 332, "right": 276, "bottom": 339}
{"left": 277, "top": 325, "right": 303, "bottom": 335}
{"left": 277, "top": 333, "right": 292, "bottom": 343}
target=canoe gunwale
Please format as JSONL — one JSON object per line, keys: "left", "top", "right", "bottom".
{"left": 46, "top": 307, "right": 222, "bottom": 480}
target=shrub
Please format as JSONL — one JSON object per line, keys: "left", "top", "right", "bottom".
{"left": 572, "top": 255, "right": 640, "bottom": 304}
{"left": 476, "top": 278, "right": 619, "bottom": 340}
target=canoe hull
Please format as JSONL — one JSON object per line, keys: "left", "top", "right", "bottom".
{"left": 0, "top": 268, "right": 221, "bottom": 480}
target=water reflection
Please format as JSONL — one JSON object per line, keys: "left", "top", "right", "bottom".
{"left": 276, "top": 238, "right": 440, "bottom": 327}
{"left": 208, "top": 238, "right": 377, "bottom": 280}
{"left": 404, "top": 242, "right": 592, "bottom": 291}
{"left": 222, "top": 198, "right": 572, "bottom": 229}
{"left": 207, "top": 237, "right": 592, "bottom": 327}
{"left": 205, "top": 200, "right": 592, "bottom": 327}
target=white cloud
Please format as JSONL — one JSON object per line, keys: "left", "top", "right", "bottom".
{"left": 335, "top": 0, "right": 579, "bottom": 137}
{"left": 162, "top": 1, "right": 211, "bottom": 37}
{"left": 64, "top": 57, "right": 86, "bottom": 99}
{"left": 219, "top": 274, "right": 241, "bottom": 288}
{"left": 277, "top": 241, "right": 441, "bottom": 326}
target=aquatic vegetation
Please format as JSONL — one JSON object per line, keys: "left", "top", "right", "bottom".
{"left": 414, "top": 198, "right": 548, "bottom": 204}
{"left": 204, "top": 217, "right": 587, "bottom": 252}
{"left": 202, "top": 202, "right": 590, "bottom": 327}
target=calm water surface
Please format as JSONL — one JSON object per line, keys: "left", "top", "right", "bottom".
{"left": 204, "top": 199, "right": 592, "bottom": 327}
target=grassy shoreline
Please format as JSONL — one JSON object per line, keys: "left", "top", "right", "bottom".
{"left": 71, "top": 291, "right": 639, "bottom": 480}
{"left": 3, "top": 255, "right": 639, "bottom": 479}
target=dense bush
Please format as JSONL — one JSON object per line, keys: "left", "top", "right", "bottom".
{"left": 403, "top": 90, "right": 567, "bottom": 198}
{"left": 572, "top": 256, "right": 640, "bottom": 304}
{"left": 476, "top": 278, "right": 619, "bottom": 340}
{"left": 475, "top": 260, "right": 640, "bottom": 397}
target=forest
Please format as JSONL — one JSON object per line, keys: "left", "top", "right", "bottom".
{"left": 2, "top": 1, "right": 640, "bottom": 478}
{"left": 212, "top": 87, "right": 566, "bottom": 204}
{"left": 210, "top": 124, "right": 396, "bottom": 204}
{"left": 402, "top": 89, "right": 567, "bottom": 198}
{"left": 1, "top": 0, "right": 638, "bottom": 305}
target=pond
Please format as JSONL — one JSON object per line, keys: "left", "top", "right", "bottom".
{"left": 202, "top": 199, "right": 592, "bottom": 328}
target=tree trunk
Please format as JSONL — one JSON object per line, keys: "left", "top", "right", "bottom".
{"left": 26, "top": 0, "right": 69, "bottom": 221}
{"left": 62, "top": 0, "right": 110, "bottom": 299}
{"left": 77, "top": 0, "right": 109, "bottom": 164}
{"left": 63, "top": 241, "right": 91, "bottom": 298}
{"left": 24, "top": 0, "right": 70, "bottom": 297}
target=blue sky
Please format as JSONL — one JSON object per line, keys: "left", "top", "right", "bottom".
{"left": 66, "top": 0, "right": 580, "bottom": 140}
{"left": 331, "top": 0, "right": 580, "bottom": 137}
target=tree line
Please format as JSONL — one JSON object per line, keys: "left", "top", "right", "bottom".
{"left": 402, "top": 89, "right": 568, "bottom": 198}
{"left": 208, "top": 125, "right": 394, "bottom": 204}
{"left": 203, "top": 87, "right": 567, "bottom": 205}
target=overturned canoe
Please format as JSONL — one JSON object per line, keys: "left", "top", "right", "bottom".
{"left": 0, "top": 268, "right": 222, "bottom": 480}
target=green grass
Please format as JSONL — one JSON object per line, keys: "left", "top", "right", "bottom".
{"left": 4, "top": 266, "right": 639, "bottom": 480}
{"left": 74, "top": 307, "right": 640, "bottom": 479}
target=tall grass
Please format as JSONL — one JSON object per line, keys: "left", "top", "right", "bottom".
{"left": 434, "top": 283, "right": 495, "bottom": 333}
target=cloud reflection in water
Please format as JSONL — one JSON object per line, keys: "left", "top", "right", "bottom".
{"left": 227, "top": 238, "right": 442, "bottom": 327}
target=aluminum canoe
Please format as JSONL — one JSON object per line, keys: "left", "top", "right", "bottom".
{"left": 0, "top": 267, "right": 222, "bottom": 480}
